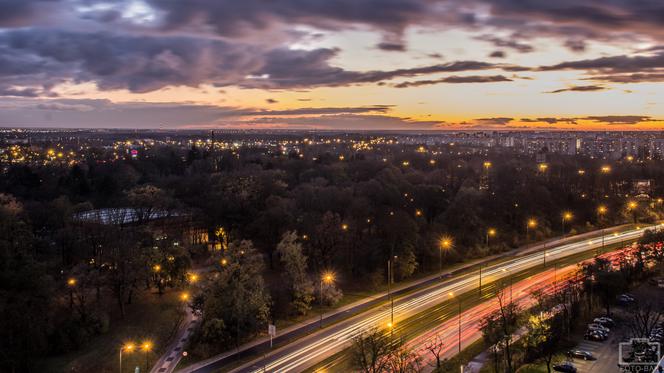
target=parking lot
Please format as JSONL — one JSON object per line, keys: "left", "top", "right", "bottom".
{"left": 567, "top": 338, "right": 620, "bottom": 373}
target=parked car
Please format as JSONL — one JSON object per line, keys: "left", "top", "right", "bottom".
{"left": 585, "top": 330, "right": 607, "bottom": 341}
{"left": 618, "top": 293, "right": 636, "bottom": 305}
{"left": 568, "top": 349, "right": 596, "bottom": 360}
{"left": 553, "top": 362, "right": 577, "bottom": 373}
{"left": 588, "top": 323, "right": 610, "bottom": 333}
{"left": 593, "top": 317, "right": 615, "bottom": 327}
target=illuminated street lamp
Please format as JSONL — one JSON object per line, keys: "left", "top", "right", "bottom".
{"left": 597, "top": 205, "right": 608, "bottom": 253}
{"left": 561, "top": 211, "right": 573, "bottom": 236}
{"left": 627, "top": 201, "right": 638, "bottom": 223}
{"left": 180, "top": 292, "right": 190, "bottom": 302}
{"left": 119, "top": 342, "right": 135, "bottom": 373}
{"left": 67, "top": 277, "right": 76, "bottom": 309}
{"left": 439, "top": 236, "right": 453, "bottom": 279}
{"left": 341, "top": 223, "right": 349, "bottom": 231}
{"left": 486, "top": 228, "right": 496, "bottom": 246}
{"left": 141, "top": 341, "right": 153, "bottom": 372}
{"left": 538, "top": 163, "right": 548, "bottom": 172}
{"left": 526, "top": 218, "right": 537, "bottom": 243}
{"left": 319, "top": 271, "right": 335, "bottom": 328}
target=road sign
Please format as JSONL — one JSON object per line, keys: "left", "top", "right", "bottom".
{"left": 268, "top": 324, "right": 276, "bottom": 337}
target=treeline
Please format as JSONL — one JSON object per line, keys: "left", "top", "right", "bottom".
{"left": 2, "top": 140, "right": 664, "bottom": 369}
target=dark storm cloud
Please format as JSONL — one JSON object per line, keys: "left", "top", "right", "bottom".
{"left": 545, "top": 85, "right": 607, "bottom": 94}
{"left": 244, "top": 105, "right": 394, "bottom": 116}
{"left": 474, "top": 117, "right": 514, "bottom": 125}
{"left": 376, "top": 42, "right": 407, "bottom": 52}
{"left": 244, "top": 50, "right": 508, "bottom": 88}
{"left": 393, "top": 75, "right": 512, "bottom": 88}
{"left": 0, "top": 0, "right": 661, "bottom": 96}
{"left": 519, "top": 116, "right": 660, "bottom": 125}
{"left": 241, "top": 114, "right": 444, "bottom": 130}
{"left": 146, "top": 0, "right": 429, "bottom": 37}
{"left": 520, "top": 117, "right": 578, "bottom": 124}
{"left": 0, "top": 28, "right": 518, "bottom": 92}
{"left": 0, "top": 98, "right": 403, "bottom": 128}
{"left": 0, "top": 29, "right": 263, "bottom": 93}
{"left": 581, "top": 116, "right": 656, "bottom": 125}
{"left": 540, "top": 50, "right": 664, "bottom": 73}
{"left": 489, "top": 51, "right": 506, "bottom": 58}
{"left": 586, "top": 73, "right": 664, "bottom": 83}
{"left": 476, "top": 35, "right": 534, "bottom": 53}
{"left": 0, "top": 0, "right": 59, "bottom": 26}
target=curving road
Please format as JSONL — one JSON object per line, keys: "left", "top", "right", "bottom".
{"left": 179, "top": 224, "right": 660, "bottom": 373}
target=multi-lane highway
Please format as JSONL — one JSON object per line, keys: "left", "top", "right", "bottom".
{"left": 179, "top": 224, "right": 660, "bottom": 373}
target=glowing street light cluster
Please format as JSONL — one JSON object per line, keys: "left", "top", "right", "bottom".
{"left": 119, "top": 341, "right": 153, "bottom": 373}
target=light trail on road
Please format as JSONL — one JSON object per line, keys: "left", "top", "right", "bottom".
{"left": 189, "top": 225, "right": 659, "bottom": 373}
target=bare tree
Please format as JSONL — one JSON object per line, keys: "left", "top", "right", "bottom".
{"left": 628, "top": 302, "right": 664, "bottom": 338}
{"left": 387, "top": 338, "right": 422, "bottom": 373}
{"left": 424, "top": 333, "right": 446, "bottom": 370}
{"left": 351, "top": 328, "right": 394, "bottom": 373}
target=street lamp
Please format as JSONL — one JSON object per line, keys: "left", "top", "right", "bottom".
{"left": 141, "top": 341, "right": 153, "bottom": 372}
{"left": 486, "top": 228, "right": 496, "bottom": 247}
{"left": 597, "top": 205, "right": 607, "bottom": 254}
{"left": 439, "top": 236, "right": 453, "bottom": 279}
{"left": 119, "top": 342, "right": 135, "bottom": 373}
{"left": 180, "top": 292, "right": 190, "bottom": 302}
{"left": 526, "top": 218, "right": 537, "bottom": 244}
{"left": 319, "top": 271, "right": 335, "bottom": 328}
{"left": 627, "top": 201, "right": 638, "bottom": 223}
{"left": 561, "top": 211, "right": 572, "bottom": 236}
{"left": 67, "top": 277, "right": 76, "bottom": 309}
{"left": 448, "top": 292, "right": 462, "bottom": 355}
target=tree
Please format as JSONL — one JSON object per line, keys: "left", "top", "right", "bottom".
{"left": 424, "top": 333, "right": 446, "bottom": 370}
{"left": 351, "top": 328, "right": 394, "bottom": 373}
{"left": 524, "top": 313, "right": 563, "bottom": 373}
{"left": 481, "top": 290, "right": 520, "bottom": 373}
{"left": 125, "top": 185, "right": 174, "bottom": 224}
{"left": 387, "top": 338, "right": 422, "bottom": 373}
{"left": 197, "top": 240, "right": 271, "bottom": 346}
{"left": 628, "top": 302, "right": 663, "bottom": 338}
{"left": 276, "top": 231, "right": 314, "bottom": 315}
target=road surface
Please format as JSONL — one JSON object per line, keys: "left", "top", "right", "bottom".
{"left": 180, "top": 224, "right": 660, "bottom": 373}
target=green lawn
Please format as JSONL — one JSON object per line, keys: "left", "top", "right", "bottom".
{"left": 37, "top": 289, "right": 184, "bottom": 373}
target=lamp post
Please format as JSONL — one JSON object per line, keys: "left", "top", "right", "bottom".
{"left": 119, "top": 343, "right": 135, "bottom": 373}
{"left": 319, "top": 272, "right": 334, "bottom": 328}
{"left": 141, "top": 341, "right": 152, "bottom": 372}
{"left": 486, "top": 228, "right": 496, "bottom": 247}
{"left": 627, "top": 201, "right": 638, "bottom": 224}
{"left": 561, "top": 211, "right": 572, "bottom": 236}
{"left": 526, "top": 218, "right": 537, "bottom": 247}
{"left": 597, "top": 205, "right": 607, "bottom": 255}
{"left": 439, "top": 237, "right": 452, "bottom": 279}
{"left": 67, "top": 277, "right": 76, "bottom": 309}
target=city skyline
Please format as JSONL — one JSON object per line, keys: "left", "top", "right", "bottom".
{"left": 0, "top": 0, "right": 663, "bottom": 130}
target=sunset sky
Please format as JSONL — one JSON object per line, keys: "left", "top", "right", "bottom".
{"left": 0, "top": 0, "right": 663, "bottom": 130}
